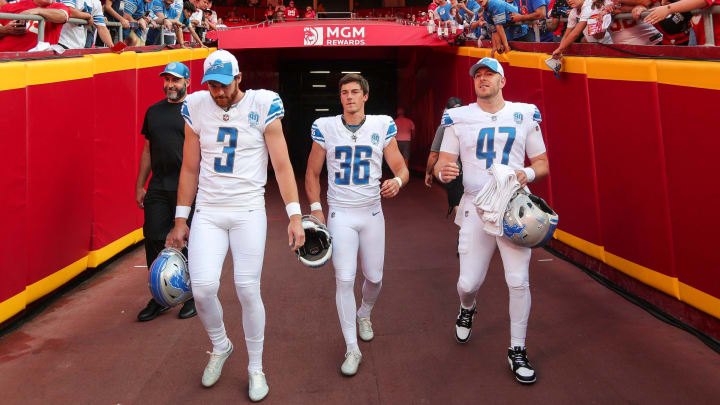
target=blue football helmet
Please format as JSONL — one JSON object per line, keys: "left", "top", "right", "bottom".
{"left": 148, "top": 247, "right": 192, "bottom": 307}
{"left": 503, "top": 191, "right": 559, "bottom": 248}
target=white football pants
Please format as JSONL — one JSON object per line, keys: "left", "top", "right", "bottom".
{"left": 456, "top": 197, "right": 532, "bottom": 348}
{"left": 188, "top": 206, "right": 267, "bottom": 373}
{"left": 328, "top": 204, "right": 385, "bottom": 352}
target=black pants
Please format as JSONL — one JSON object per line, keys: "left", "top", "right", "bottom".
{"left": 143, "top": 189, "right": 193, "bottom": 266}
{"left": 445, "top": 174, "right": 464, "bottom": 217}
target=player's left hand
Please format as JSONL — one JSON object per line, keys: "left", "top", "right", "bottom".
{"left": 288, "top": 215, "right": 305, "bottom": 252}
{"left": 381, "top": 178, "right": 400, "bottom": 198}
{"left": 515, "top": 170, "right": 528, "bottom": 188}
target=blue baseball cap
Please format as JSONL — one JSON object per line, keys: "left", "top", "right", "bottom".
{"left": 159, "top": 62, "right": 190, "bottom": 79}
{"left": 469, "top": 57, "right": 504, "bottom": 78}
{"left": 202, "top": 50, "right": 240, "bottom": 85}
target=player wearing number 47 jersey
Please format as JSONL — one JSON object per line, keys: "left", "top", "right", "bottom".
{"left": 166, "top": 50, "right": 305, "bottom": 402}
{"left": 305, "top": 74, "right": 409, "bottom": 377}
{"left": 434, "top": 58, "right": 550, "bottom": 385}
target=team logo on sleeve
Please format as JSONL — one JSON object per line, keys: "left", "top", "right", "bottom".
{"left": 532, "top": 107, "right": 542, "bottom": 123}
{"left": 514, "top": 112, "right": 523, "bottom": 124}
{"left": 371, "top": 133, "right": 380, "bottom": 145}
{"left": 248, "top": 111, "right": 259, "bottom": 127}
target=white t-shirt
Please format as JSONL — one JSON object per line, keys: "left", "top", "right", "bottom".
{"left": 566, "top": 0, "right": 613, "bottom": 44}
{"left": 181, "top": 89, "right": 284, "bottom": 209}
{"left": 311, "top": 115, "right": 398, "bottom": 208}
{"left": 440, "top": 102, "right": 546, "bottom": 195}
{"left": 58, "top": 0, "right": 106, "bottom": 48}
{"left": 608, "top": 18, "right": 663, "bottom": 45}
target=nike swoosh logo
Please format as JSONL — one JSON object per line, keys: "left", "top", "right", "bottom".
{"left": 372, "top": 211, "right": 380, "bottom": 216}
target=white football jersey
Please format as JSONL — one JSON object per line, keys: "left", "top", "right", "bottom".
{"left": 182, "top": 89, "right": 284, "bottom": 209}
{"left": 311, "top": 115, "right": 397, "bottom": 208}
{"left": 59, "top": 0, "right": 106, "bottom": 49}
{"left": 440, "top": 101, "right": 546, "bottom": 195}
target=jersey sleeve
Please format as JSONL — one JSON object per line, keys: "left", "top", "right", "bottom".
{"left": 566, "top": 8, "right": 578, "bottom": 29}
{"left": 181, "top": 94, "right": 199, "bottom": 134}
{"left": 384, "top": 117, "right": 397, "bottom": 147}
{"left": 311, "top": 119, "right": 326, "bottom": 148}
{"left": 92, "top": 0, "right": 106, "bottom": 26}
{"left": 439, "top": 126, "right": 460, "bottom": 155}
{"left": 441, "top": 109, "right": 455, "bottom": 127}
{"left": 525, "top": 104, "right": 547, "bottom": 158}
{"left": 259, "top": 90, "right": 285, "bottom": 133}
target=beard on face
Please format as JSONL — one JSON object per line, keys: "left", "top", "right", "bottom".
{"left": 165, "top": 83, "right": 187, "bottom": 101}
{"left": 212, "top": 85, "right": 239, "bottom": 109}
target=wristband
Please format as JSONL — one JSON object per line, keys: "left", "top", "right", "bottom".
{"left": 175, "top": 205, "right": 191, "bottom": 219}
{"left": 310, "top": 202, "right": 322, "bottom": 212}
{"left": 286, "top": 202, "right": 301, "bottom": 218}
{"left": 522, "top": 167, "right": 536, "bottom": 183}
{"left": 393, "top": 176, "right": 403, "bottom": 188}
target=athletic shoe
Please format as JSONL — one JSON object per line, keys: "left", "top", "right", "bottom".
{"left": 508, "top": 346, "right": 536, "bottom": 384}
{"left": 455, "top": 303, "right": 477, "bottom": 343}
{"left": 137, "top": 298, "right": 169, "bottom": 322}
{"left": 357, "top": 317, "right": 374, "bottom": 341}
{"left": 178, "top": 298, "right": 197, "bottom": 319}
{"left": 202, "top": 341, "right": 234, "bottom": 387}
{"left": 340, "top": 350, "right": 362, "bottom": 376}
{"left": 248, "top": 370, "right": 269, "bottom": 402}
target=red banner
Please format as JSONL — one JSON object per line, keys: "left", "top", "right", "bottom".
{"left": 218, "top": 21, "right": 449, "bottom": 49}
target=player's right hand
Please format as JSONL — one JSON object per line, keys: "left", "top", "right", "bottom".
{"left": 436, "top": 161, "right": 460, "bottom": 183}
{"left": 424, "top": 172, "right": 433, "bottom": 188}
{"left": 136, "top": 187, "right": 146, "bottom": 209}
{"left": 166, "top": 220, "right": 189, "bottom": 249}
{"left": 310, "top": 209, "right": 325, "bottom": 225}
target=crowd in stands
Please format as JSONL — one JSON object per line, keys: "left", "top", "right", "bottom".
{"left": 1, "top": 0, "right": 717, "bottom": 52}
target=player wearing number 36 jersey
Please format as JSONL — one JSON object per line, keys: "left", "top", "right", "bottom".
{"left": 305, "top": 74, "right": 409, "bottom": 377}
{"left": 434, "top": 58, "right": 549, "bottom": 385}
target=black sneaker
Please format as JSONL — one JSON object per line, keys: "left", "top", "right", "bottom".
{"left": 137, "top": 298, "right": 169, "bottom": 322}
{"left": 455, "top": 303, "right": 477, "bottom": 343}
{"left": 178, "top": 298, "right": 197, "bottom": 319}
{"left": 508, "top": 346, "right": 536, "bottom": 384}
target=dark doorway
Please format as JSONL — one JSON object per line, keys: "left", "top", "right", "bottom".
{"left": 279, "top": 58, "right": 397, "bottom": 174}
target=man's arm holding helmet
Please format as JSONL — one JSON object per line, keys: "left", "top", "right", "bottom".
{"left": 516, "top": 153, "right": 548, "bottom": 188}
{"left": 305, "top": 142, "right": 326, "bottom": 225}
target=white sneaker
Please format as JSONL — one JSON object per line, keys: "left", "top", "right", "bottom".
{"left": 357, "top": 317, "right": 374, "bottom": 341}
{"left": 202, "top": 341, "right": 233, "bottom": 387}
{"left": 341, "top": 350, "right": 362, "bottom": 376}
{"left": 248, "top": 370, "right": 269, "bottom": 402}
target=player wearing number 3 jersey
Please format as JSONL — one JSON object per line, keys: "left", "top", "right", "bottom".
{"left": 166, "top": 50, "right": 305, "bottom": 402}
{"left": 305, "top": 74, "right": 409, "bottom": 377}
{"left": 434, "top": 58, "right": 549, "bottom": 385}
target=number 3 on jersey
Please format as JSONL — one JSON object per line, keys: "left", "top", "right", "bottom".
{"left": 215, "top": 127, "right": 238, "bottom": 173}
{"left": 476, "top": 127, "right": 516, "bottom": 168}
{"left": 335, "top": 146, "right": 371, "bottom": 185}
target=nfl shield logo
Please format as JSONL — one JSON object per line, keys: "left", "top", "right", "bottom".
{"left": 248, "top": 111, "right": 259, "bottom": 127}
{"left": 514, "top": 112, "right": 523, "bottom": 124}
{"left": 371, "top": 133, "right": 380, "bottom": 145}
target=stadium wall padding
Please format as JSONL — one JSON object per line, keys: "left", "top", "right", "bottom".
{"left": 0, "top": 48, "right": 213, "bottom": 324}
{"left": 409, "top": 47, "right": 720, "bottom": 321}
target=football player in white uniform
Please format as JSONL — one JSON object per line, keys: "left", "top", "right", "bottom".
{"left": 434, "top": 58, "right": 549, "bottom": 384}
{"left": 305, "top": 74, "right": 409, "bottom": 376}
{"left": 166, "top": 50, "right": 305, "bottom": 402}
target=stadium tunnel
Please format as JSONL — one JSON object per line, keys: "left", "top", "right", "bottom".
{"left": 2, "top": 27, "right": 720, "bottom": 348}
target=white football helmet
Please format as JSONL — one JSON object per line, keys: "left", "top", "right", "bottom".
{"left": 148, "top": 248, "right": 192, "bottom": 307}
{"left": 503, "top": 191, "right": 559, "bottom": 248}
{"left": 296, "top": 215, "right": 332, "bottom": 268}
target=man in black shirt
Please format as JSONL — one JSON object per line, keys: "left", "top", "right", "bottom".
{"left": 136, "top": 61, "right": 197, "bottom": 321}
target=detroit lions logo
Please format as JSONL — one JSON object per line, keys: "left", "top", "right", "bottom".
{"left": 371, "top": 133, "right": 380, "bottom": 145}
{"left": 503, "top": 221, "right": 526, "bottom": 238}
{"left": 206, "top": 59, "right": 229, "bottom": 74}
{"left": 168, "top": 270, "right": 190, "bottom": 293}
{"left": 248, "top": 111, "right": 259, "bottom": 127}
{"left": 514, "top": 112, "right": 523, "bottom": 124}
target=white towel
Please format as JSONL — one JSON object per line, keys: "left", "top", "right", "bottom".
{"left": 472, "top": 163, "right": 522, "bottom": 236}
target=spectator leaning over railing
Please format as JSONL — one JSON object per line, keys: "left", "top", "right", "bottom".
{"left": 428, "top": 0, "right": 439, "bottom": 20}
{"left": 123, "top": 0, "right": 156, "bottom": 46}
{"left": 457, "top": 0, "right": 482, "bottom": 24}
{"left": 644, "top": 0, "right": 718, "bottom": 45}
{"left": 434, "top": 0, "right": 454, "bottom": 36}
{"left": 510, "top": 0, "right": 554, "bottom": 41}
{"left": 178, "top": 0, "right": 204, "bottom": 45}
{"left": 0, "top": 0, "right": 70, "bottom": 51}
{"left": 607, "top": 0, "right": 663, "bottom": 44}
{"left": 552, "top": 0, "right": 612, "bottom": 60}
{"left": 58, "top": 0, "right": 113, "bottom": 49}
{"left": 633, "top": 0, "right": 691, "bottom": 44}
{"left": 505, "top": 0, "right": 531, "bottom": 41}
{"left": 152, "top": 0, "right": 181, "bottom": 45}
{"left": 479, "top": 0, "right": 516, "bottom": 56}
{"left": 103, "top": 0, "right": 130, "bottom": 41}
{"left": 85, "top": 0, "right": 115, "bottom": 47}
